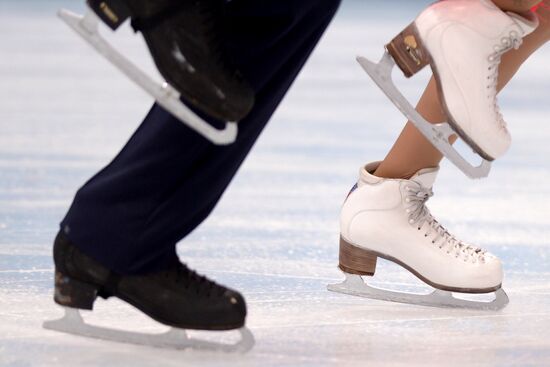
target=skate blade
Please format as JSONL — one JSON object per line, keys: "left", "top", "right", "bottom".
{"left": 43, "top": 307, "right": 255, "bottom": 353}
{"left": 328, "top": 272, "right": 509, "bottom": 311}
{"left": 57, "top": 8, "right": 238, "bottom": 145}
{"left": 356, "top": 52, "right": 492, "bottom": 179}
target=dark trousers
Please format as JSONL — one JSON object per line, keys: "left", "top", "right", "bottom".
{"left": 61, "top": 0, "right": 341, "bottom": 274}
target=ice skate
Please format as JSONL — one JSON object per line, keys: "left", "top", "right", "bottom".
{"left": 43, "top": 232, "right": 254, "bottom": 352}
{"left": 57, "top": 0, "right": 256, "bottom": 144}
{"left": 358, "top": 0, "right": 538, "bottom": 178}
{"left": 328, "top": 162, "right": 509, "bottom": 310}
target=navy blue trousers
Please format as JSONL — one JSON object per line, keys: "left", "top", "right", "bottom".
{"left": 61, "top": 0, "right": 341, "bottom": 274}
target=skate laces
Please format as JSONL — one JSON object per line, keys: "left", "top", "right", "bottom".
{"left": 171, "top": 263, "right": 226, "bottom": 298}
{"left": 197, "top": 1, "right": 243, "bottom": 82}
{"left": 405, "top": 184, "right": 486, "bottom": 263}
{"left": 487, "top": 30, "right": 523, "bottom": 130}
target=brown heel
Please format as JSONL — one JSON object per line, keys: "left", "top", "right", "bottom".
{"left": 53, "top": 271, "right": 99, "bottom": 310}
{"left": 338, "top": 237, "right": 378, "bottom": 276}
{"left": 386, "top": 22, "right": 430, "bottom": 78}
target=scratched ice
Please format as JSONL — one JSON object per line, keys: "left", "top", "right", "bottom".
{"left": 1, "top": 1, "right": 550, "bottom": 366}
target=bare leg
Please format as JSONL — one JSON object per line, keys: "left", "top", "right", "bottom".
{"left": 374, "top": 2, "right": 550, "bottom": 179}
{"left": 492, "top": 0, "right": 542, "bottom": 13}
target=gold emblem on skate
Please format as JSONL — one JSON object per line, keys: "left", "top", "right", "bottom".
{"left": 404, "top": 35, "right": 422, "bottom": 66}
{"left": 404, "top": 35, "right": 418, "bottom": 49}
{"left": 100, "top": 2, "right": 119, "bottom": 23}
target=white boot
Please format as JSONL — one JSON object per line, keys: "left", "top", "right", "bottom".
{"left": 339, "top": 162, "right": 503, "bottom": 293}
{"left": 386, "top": 0, "right": 538, "bottom": 160}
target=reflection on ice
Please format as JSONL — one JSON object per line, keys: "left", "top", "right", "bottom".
{"left": 1, "top": 0, "right": 550, "bottom": 366}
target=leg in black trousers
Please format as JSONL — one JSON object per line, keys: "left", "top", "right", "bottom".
{"left": 60, "top": 0, "right": 341, "bottom": 274}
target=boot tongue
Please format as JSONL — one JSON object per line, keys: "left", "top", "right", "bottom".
{"left": 508, "top": 10, "right": 539, "bottom": 37}
{"left": 410, "top": 167, "right": 439, "bottom": 189}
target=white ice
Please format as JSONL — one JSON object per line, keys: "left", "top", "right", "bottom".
{"left": 1, "top": 1, "right": 550, "bottom": 366}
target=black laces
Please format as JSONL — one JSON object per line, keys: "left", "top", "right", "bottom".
{"left": 195, "top": 0, "right": 242, "bottom": 80}
{"left": 169, "top": 263, "right": 226, "bottom": 298}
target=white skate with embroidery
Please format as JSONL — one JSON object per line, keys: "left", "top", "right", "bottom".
{"left": 44, "top": 306, "right": 255, "bottom": 353}
{"left": 358, "top": 0, "right": 538, "bottom": 179}
{"left": 57, "top": 7, "right": 237, "bottom": 145}
{"left": 327, "top": 162, "right": 509, "bottom": 310}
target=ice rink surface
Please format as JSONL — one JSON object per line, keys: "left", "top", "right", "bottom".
{"left": 1, "top": 1, "right": 550, "bottom": 366}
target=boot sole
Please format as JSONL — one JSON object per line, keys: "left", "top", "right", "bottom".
{"left": 338, "top": 236, "right": 502, "bottom": 294}
{"left": 87, "top": 0, "right": 254, "bottom": 121}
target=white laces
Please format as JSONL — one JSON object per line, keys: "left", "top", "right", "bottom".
{"left": 487, "top": 30, "right": 523, "bottom": 131}
{"left": 404, "top": 184, "right": 487, "bottom": 263}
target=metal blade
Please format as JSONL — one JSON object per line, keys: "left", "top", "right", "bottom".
{"left": 328, "top": 273, "right": 509, "bottom": 311}
{"left": 357, "top": 53, "right": 491, "bottom": 179}
{"left": 58, "top": 8, "right": 238, "bottom": 145}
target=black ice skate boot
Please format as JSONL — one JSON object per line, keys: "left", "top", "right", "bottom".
{"left": 87, "top": 0, "right": 254, "bottom": 122}
{"left": 52, "top": 231, "right": 246, "bottom": 330}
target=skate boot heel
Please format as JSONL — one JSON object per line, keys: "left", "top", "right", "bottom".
{"left": 53, "top": 271, "right": 99, "bottom": 310}
{"left": 87, "top": 0, "right": 131, "bottom": 30}
{"left": 386, "top": 22, "right": 430, "bottom": 78}
{"left": 338, "top": 236, "right": 378, "bottom": 276}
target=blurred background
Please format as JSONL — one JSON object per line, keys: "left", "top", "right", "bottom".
{"left": 1, "top": 1, "right": 550, "bottom": 366}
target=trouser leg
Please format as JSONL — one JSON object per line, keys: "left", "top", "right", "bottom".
{"left": 60, "top": 0, "right": 341, "bottom": 274}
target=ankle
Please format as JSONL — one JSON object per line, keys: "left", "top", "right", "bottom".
{"left": 372, "top": 165, "right": 416, "bottom": 180}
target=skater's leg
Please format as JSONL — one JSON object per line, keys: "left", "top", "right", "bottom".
{"left": 383, "top": 0, "right": 539, "bottom": 163}
{"left": 374, "top": 3, "right": 550, "bottom": 179}
{"left": 60, "top": 0, "right": 341, "bottom": 274}
{"left": 492, "top": 0, "right": 542, "bottom": 13}
{"left": 333, "top": 0, "right": 545, "bottom": 309}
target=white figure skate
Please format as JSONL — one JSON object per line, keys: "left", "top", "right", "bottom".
{"left": 57, "top": 7, "right": 237, "bottom": 145}
{"left": 328, "top": 162, "right": 509, "bottom": 310}
{"left": 358, "top": 0, "right": 538, "bottom": 178}
{"left": 44, "top": 307, "right": 254, "bottom": 353}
